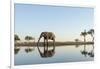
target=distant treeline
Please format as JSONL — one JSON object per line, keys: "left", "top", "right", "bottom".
{"left": 15, "top": 41, "right": 94, "bottom": 47}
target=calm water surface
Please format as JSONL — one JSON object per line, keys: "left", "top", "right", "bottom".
{"left": 14, "top": 45, "right": 94, "bottom": 65}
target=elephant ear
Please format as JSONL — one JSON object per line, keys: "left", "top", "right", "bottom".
{"left": 51, "top": 32, "right": 55, "bottom": 37}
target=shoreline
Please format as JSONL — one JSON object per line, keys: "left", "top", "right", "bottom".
{"left": 15, "top": 42, "right": 94, "bottom": 47}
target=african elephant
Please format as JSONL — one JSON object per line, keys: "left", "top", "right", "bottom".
{"left": 37, "top": 32, "right": 55, "bottom": 51}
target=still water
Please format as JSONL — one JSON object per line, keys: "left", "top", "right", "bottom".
{"left": 14, "top": 45, "right": 94, "bottom": 65}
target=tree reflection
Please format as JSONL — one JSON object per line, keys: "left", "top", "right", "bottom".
{"left": 88, "top": 50, "right": 94, "bottom": 57}
{"left": 80, "top": 44, "right": 88, "bottom": 57}
{"left": 80, "top": 44, "right": 94, "bottom": 58}
{"left": 88, "top": 44, "right": 94, "bottom": 57}
{"left": 14, "top": 47, "right": 20, "bottom": 55}
{"left": 75, "top": 44, "right": 79, "bottom": 48}
{"left": 25, "top": 47, "right": 34, "bottom": 53}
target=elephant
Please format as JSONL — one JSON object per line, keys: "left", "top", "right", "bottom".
{"left": 37, "top": 32, "right": 55, "bottom": 54}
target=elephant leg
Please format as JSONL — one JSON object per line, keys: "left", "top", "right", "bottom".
{"left": 47, "top": 39, "right": 48, "bottom": 51}
{"left": 53, "top": 39, "right": 55, "bottom": 51}
{"left": 44, "top": 38, "right": 46, "bottom": 52}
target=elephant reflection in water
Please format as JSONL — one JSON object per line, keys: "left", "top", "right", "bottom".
{"left": 38, "top": 47, "right": 55, "bottom": 58}
{"left": 37, "top": 32, "right": 55, "bottom": 58}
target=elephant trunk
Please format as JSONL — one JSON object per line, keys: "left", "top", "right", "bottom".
{"left": 37, "top": 37, "right": 41, "bottom": 46}
{"left": 37, "top": 33, "right": 43, "bottom": 46}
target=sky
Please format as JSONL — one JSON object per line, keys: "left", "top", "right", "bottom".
{"left": 15, "top": 3, "right": 94, "bottom": 42}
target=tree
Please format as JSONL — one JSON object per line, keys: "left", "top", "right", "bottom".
{"left": 14, "top": 34, "right": 20, "bottom": 41}
{"left": 87, "top": 29, "right": 94, "bottom": 42}
{"left": 75, "top": 39, "right": 79, "bottom": 48}
{"left": 25, "top": 36, "right": 35, "bottom": 42}
{"left": 75, "top": 39, "right": 79, "bottom": 42}
{"left": 80, "top": 30, "right": 87, "bottom": 42}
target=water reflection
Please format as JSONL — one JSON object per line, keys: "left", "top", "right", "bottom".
{"left": 88, "top": 50, "right": 94, "bottom": 57}
{"left": 14, "top": 47, "right": 20, "bottom": 55}
{"left": 75, "top": 44, "right": 79, "bottom": 48}
{"left": 37, "top": 45, "right": 55, "bottom": 58}
{"left": 80, "top": 44, "right": 94, "bottom": 57}
{"left": 80, "top": 44, "right": 87, "bottom": 57}
{"left": 25, "top": 47, "right": 34, "bottom": 53}
{"left": 15, "top": 45, "right": 94, "bottom": 65}
{"left": 88, "top": 44, "right": 94, "bottom": 57}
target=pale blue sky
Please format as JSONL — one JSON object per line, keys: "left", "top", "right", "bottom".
{"left": 15, "top": 3, "right": 94, "bottom": 41}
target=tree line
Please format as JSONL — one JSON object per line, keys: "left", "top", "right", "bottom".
{"left": 15, "top": 35, "right": 35, "bottom": 42}
{"left": 75, "top": 29, "right": 94, "bottom": 42}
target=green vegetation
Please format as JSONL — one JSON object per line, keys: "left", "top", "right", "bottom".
{"left": 87, "top": 29, "right": 94, "bottom": 42}
{"left": 80, "top": 30, "right": 87, "bottom": 42}
{"left": 15, "top": 34, "right": 20, "bottom": 41}
{"left": 25, "top": 35, "right": 35, "bottom": 42}
{"left": 80, "top": 29, "right": 94, "bottom": 42}
{"left": 75, "top": 39, "right": 79, "bottom": 42}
